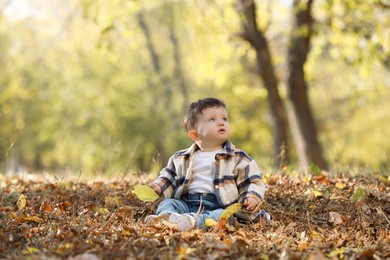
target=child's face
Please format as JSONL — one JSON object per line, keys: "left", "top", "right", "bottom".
{"left": 189, "top": 106, "right": 231, "bottom": 150}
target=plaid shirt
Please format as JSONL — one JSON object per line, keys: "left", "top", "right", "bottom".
{"left": 152, "top": 141, "right": 266, "bottom": 221}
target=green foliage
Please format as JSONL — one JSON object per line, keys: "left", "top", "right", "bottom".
{"left": 350, "top": 187, "right": 367, "bottom": 203}
{"left": 309, "top": 164, "right": 321, "bottom": 176}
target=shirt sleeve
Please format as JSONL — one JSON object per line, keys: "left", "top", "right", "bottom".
{"left": 236, "top": 157, "right": 266, "bottom": 203}
{"left": 235, "top": 158, "right": 267, "bottom": 221}
{"left": 151, "top": 155, "right": 178, "bottom": 198}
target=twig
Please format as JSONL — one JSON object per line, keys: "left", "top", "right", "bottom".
{"left": 306, "top": 211, "right": 313, "bottom": 232}
{"left": 377, "top": 206, "right": 390, "bottom": 225}
{"left": 100, "top": 210, "right": 117, "bottom": 230}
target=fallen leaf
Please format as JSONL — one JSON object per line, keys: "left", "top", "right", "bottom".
{"left": 336, "top": 182, "right": 345, "bottom": 190}
{"left": 313, "top": 175, "right": 331, "bottom": 184}
{"left": 205, "top": 218, "right": 218, "bottom": 227}
{"left": 312, "top": 190, "right": 323, "bottom": 198}
{"left": 121, "top": 230, "right": 131, "bottom": 237}
{"left": 299, "top": 241, "right": 310, "bottom": 252}
{"left": 176, "top": 245, "right": 196, "bottom": 258}
{"left": 216, "top": 218, "right": 228, "bottom": 232}
{"left": 133, "top": 184, "right": 159, "bottom": 202}
{"left": 17, "top": 194, "right": 27, "bottom": 211}
{"left": 328, "top": 247, "right": 346, "bottom": 258}
{"left": 17, "top": 215, "right": 44, "bottom": 224}
{"left": 220, "top": 203, "right": 242, "bottom": 219}
{"left": 351, "top": 187, "right": 367, "bottom": 203}
{"left": 329, "top": 212, "right": 343, "bottom": 225}
{"left": 43, "top": 203, "right": 53, "bottom": 213}
{"left": 96, "top": 207, "right": 110, "bottom": 215}
{"left": 22, "top": 247, "right": 39, "bottom": 255}
{"left": 105, "top": 195, "right": 123, "bottom": 207}
{"left": 56, "top": 243, "right": 73, "bottom": 254}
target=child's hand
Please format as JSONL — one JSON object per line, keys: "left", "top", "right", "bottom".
{"left": 149, "top": 183, "right": 162, "bottom": 196}
{"left": 243, "top": 196, "right": 260, "bottom": 212}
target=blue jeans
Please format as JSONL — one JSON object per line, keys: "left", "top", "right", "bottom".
{"left": 156, "top": 193, "right": 228, "bottom": 228}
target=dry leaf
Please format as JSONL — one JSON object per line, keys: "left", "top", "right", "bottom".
{"left": 17, "top": 215, "right": 44, "bottom": 224}
{"left": 312, "top": 190, "right": 323, "bottom": 198}
{"left": 133, "top": 184, "right": 159, "bottom": 202}
{"left": 215, "top": 203, "right": 242, "bottom": 232}
{"left": 96, "top": 207, "right": 110, "bottom": 215}
{"left": 220, "top": 203, "right": 242, "bottom": 219}
{"left": 205, "top": 218, "right": 218, "bottom": 227}
{"left": 329, "top": 212, "right": 343, "bottom": 225}
{"left": 351, "top": 187, "right": 367, "bottom": 203}
{"left": 105, "top": 195, "right": 123, "bottom": 207}
{"left": 43, "top": 203, "right": 53, "bottom": 213}
{"left": 336, "top": 182, "right": 345, "bottom": 190}
{"left": 299, "top": 241, "right": 310, "bottom": 252}
{"left": 22, "top": 247, "right": 40, "bottom": 255}
{"left": 17, "top": 194, "right": 27, "bottom": 211}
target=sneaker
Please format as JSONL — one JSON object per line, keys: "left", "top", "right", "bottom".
{"left": 144, "top": 214, "right": 160, "bottom": 223}
{"left": 257, "top": 209, "right": 272, "bottom": 221}
{"left": 168, "top": 213, "right": 196, "bottom": 231}
{"left": 144, "top": 213, "right": 170, "bottom": 224}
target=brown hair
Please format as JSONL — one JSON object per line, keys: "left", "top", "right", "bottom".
{"left": 183, "top": 97, "right": 226, "bottom": 132}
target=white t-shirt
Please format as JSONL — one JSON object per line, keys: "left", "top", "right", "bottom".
{"left": 188, "top": 149, "right": 221, "bottom": 194}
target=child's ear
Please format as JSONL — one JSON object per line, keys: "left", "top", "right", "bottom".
{"left": 187, "top": 130, "right": 199, "bottom": 141}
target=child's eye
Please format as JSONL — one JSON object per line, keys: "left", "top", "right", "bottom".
{"left": 223, "top": 117, "right": 228, "bottom": 121}
{"left": 209, "top": 118, "right": 215, "bottom": 122}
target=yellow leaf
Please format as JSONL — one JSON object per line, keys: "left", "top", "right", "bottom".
{"left": 133, "top": 184, "right": 159, "bottom": 202}
{"left": 311, "top": 231, "right": 319, "bottom": 237}
{"left": 56, "top": 243, "right": 73, "bottom": 253}
{"left": 22, "top": 247, "right": 39, "bottom": 255}
{"left": 336, "top": 182, "right": 345, "bottom": 190}
{"left": 205, "top": 218, "right": 218, "bottom": 227}
{"left": 312, "top": 190, "right": 323, "bottom": 198}
{"left": 220, "top": 203, "right": 242, "bottom": 219}
{"left": 121, "top": 230, "right": 131, "bottom": 236}
{"left": 328, "top": 247, "right": 346, "bottom": 258}
{"left": 97, "top": 207, "right": 110, "bottom": 215}
{"left": 17, "top": 194, "right": 26, "bottom": 210}
{"left": 176, "top": 245, "right": 196, "bottom": 256}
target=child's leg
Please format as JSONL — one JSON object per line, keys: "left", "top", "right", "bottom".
{"left": 192, "top": 208, "right": 224, "bottom": 228}
{"left": 154, "top": 198, "right": 196, "bottom": 231}
{"left": 156, "top": 198, "right": 191, "bottom": 215}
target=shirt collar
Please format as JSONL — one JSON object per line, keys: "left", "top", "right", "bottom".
{"left": 181, "top": 141, "right": 235, "bottom": 157}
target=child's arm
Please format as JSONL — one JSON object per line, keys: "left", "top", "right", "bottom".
{"left": 149, "top": 154, "right": 178, "bottom": 198}
{"left": 149, "top": 182, "right": 162, "bottom": 196}
{"left": 243, "top": 195, "right": 262, "bottom": 212}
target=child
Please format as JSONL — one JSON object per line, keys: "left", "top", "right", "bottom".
{"left": 145, "top": 97, "right": 269, "bottom": 231}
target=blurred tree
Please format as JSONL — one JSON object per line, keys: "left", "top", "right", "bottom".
{"left": 238, "top": 0, "right": 327, "bottom": 170}
{"left": 285, "top": 0, "right": 327, "bottom": 170}
{"left": 238, "top": 0, "right": 290, "bottom": 168}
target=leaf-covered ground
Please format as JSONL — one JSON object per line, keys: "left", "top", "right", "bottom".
{"left": 1, "top": 172, "right": 389, "bottom": 259}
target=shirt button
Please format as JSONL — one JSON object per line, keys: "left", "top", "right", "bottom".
{"left": 214, "top": 185, "right": 219, "bottom": 190}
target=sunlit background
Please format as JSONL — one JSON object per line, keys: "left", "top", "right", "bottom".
{"left": 1, "top": 0, "right": 389, "bottom": 177}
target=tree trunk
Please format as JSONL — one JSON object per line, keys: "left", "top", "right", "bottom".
{"left": 168, "top": 7, "right": 189, "bottom": 110}
{"left": 238, "top": 0, "right": 289, "bottom": 167}
{"left": 286, "top": 0, "right": 328, "bottom": 170}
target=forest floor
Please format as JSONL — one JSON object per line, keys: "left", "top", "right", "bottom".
{"left": 0, "top": 171, "right": 389, "bottom": 259}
